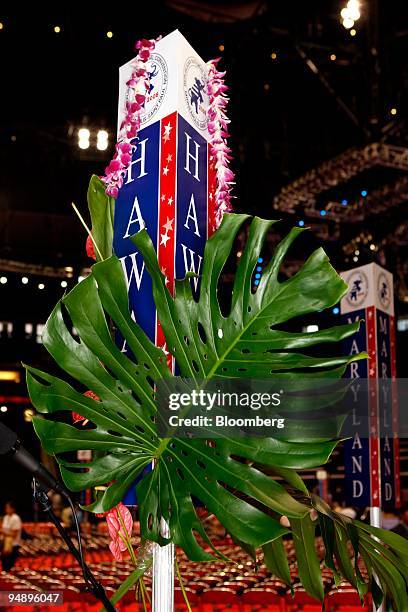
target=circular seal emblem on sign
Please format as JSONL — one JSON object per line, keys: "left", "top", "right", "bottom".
{"left": 377, "top": 271, "right": 391, "bottom": 310}
{"left": 345, "top": 269, "right": 369, "bottom": 308}
{"left": 139, "top": 52, "right": 168, "bottom": 125}
{"left": 183, "top": 56, "right": 208, "bottom": 130}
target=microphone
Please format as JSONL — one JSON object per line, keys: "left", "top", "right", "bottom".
{"left": 0, "top": 426, "right": 115, "bottom": 610}
{"left": 0, "top": 421, "right": 70, "bottom": 499}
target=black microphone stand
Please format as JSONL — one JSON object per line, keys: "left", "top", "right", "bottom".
{"left": 32, "top": 479, "right": 116, "bottom": 612}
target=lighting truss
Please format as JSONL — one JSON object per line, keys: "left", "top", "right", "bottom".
{"left": 273, "top": 143, "right": 408, "bottom": 219}
{"left": 0, "top": 259, "right": 90, "bottom": 279}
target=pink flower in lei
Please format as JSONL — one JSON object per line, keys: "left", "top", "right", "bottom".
{"left": 206, "top": 57, "right": 234, "bottom": 227}
{"left": 102, "top": 38, "right": 157, "bottom": 198}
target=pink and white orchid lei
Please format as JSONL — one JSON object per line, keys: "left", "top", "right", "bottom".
{"left": 206, "top": 58, "right": 234, "bottom": 227}
{"left": 102, "top": 38, "right": 157, "bottom": 198}
{"left": 100, "top": 42, "right": 234, "bottom": 229}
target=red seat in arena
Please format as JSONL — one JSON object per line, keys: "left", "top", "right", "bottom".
{"left": 198, "top": 575, "right": 221, "bottom": 587}
{"left": 326, "top": 588, "right": 371, "bottom": 610}
{"left": 174, "top": 586, "right": 199, "bottom": 607}
{"left": 201, "top": 586, "right": 237, "bottom": 606}
{"left": 221, "top": 580, "right": 248, "bottom": 594}
{"left": 241, "top": 587, "right": 286, "bottom": 611}
{"left": 286, "top": 588, "right": 322, "bottom": 611}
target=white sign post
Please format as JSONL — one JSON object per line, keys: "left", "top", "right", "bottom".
{"left": 341, "top": 263, "right": 398, "bottom": 612}
{"left": 116, "top": 30, "right": 215, "bottom": 610}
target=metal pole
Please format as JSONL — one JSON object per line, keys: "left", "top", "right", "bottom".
{"left": 152, "top": 519, "right": 174, "bottom": 611}
{"left": 370, "top": 503, "right": 383, "bottom": 611}
{"left": 369, "top": 506, "right": 381, "bottom": 528}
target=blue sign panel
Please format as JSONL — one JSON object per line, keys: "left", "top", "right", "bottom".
{"left": 113, "top": 121, "right": 161, "bottom": 345}
{"left": 377, "top": 311, "right": 396, "bottom": 508}
{"left": 175, "top": 115, "right": 207, "bottom": 297}
{"left": 113, "top": 121, "right": 160, "bottom": 504}
{"left": 342, "top": 309, "right": 371, "bottom": 507}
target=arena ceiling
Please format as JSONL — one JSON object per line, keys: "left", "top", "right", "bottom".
{"left": 0, "top": 1, "right": 406, "bottom": 296}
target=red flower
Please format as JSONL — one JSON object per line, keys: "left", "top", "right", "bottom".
{"left": 106, "top": 503, "right": 134, "bottom": 562}
{"left": 71, "top": 390, "right": 100, "bottom": 425}
{"left": 72, "top": 412, "right": 86, "bottom": 424}
{"left": 86, "top": 235, "right": 96, "bottom": 260}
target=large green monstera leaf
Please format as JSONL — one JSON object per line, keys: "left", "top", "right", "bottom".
{"left": 26, "top": 213, "right": 408, "bottom": 607}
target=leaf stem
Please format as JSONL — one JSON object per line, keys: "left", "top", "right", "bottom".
{"left": 139, "top": 577, "right": 148, "bottom": 612}
{"left": 117, "top": 508, "right": 138, "bottom": 567}
{"left": 175, "top": 554, "right": 192, "bottom": 612}
{"left": 71, "top": 201, "right": 104, "bottom": 260}
{"left": 104, "top": 556, "right": 152, "bottom": 610}
{"left": 154, "top": 437, "right": 170, "bottom": 459}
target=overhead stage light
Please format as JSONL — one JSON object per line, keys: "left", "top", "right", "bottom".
{"left": 97, "top": 129, "right": 109, "bottom": 151}
{"left": 341, "top": 0, "right": 361, "bottom": 30}
{"left": 78, "top": 128, "right": 90, "bottom": 150}
{"left": 78, "top": 128, "right": 90, "bottom": 139}
{"left": 347, "top": 0, "right": 361, "bottom": 20}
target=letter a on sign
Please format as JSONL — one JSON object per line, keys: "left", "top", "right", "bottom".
{"left": 123, "top": 196, "right": 146, "bottom": 238}
{"left": 184, "top": 194, "right": 201, "bottom": 237}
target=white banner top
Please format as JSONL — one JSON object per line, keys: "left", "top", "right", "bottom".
{"left": 340, "top": 262, "right": 394, "bottom": 316}
{"left": 118, "top": 29, "right": 209, "bottom": 140}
